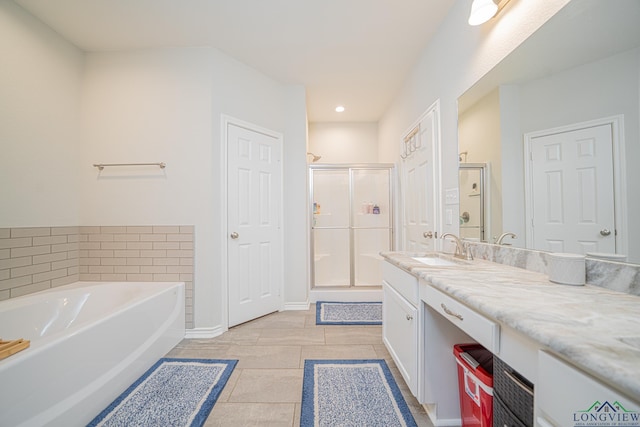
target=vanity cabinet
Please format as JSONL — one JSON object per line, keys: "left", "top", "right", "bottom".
{"left": 536, "top": 351, "right": 640, "bottom": 427}
{"left": 382, "top": 261, "right": 420, "bottom": 398}
{"left": 421, "top": 282, "right": 499, "bottom": 424}
{"left": 423, "top": 286, "right": 500, "bottom": 353}
{"left": 381, "top": 252, "right": 640, "bottom": 427}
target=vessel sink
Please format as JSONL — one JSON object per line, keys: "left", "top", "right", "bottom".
{"left": 411, "top": 254, "right": 467, "bottom": 267}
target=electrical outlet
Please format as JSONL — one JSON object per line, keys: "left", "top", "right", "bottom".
{"left": 446, "top": 209, "right": 453, "bottom": 225}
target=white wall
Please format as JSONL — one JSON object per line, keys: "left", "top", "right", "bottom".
{"left": 0, "top": 1, "right": 83, "bottom": 226}
{"left": 283, "top": 86, "right": 310, "bottom": 306}
{"left": 378, "top": 0, "right": 571, "bottom": 238}
{"left": 308, "top": 122, "right": 379, "bottom": 163}
{"left": 80, "top": 48, "right": 308, "bottom": 330}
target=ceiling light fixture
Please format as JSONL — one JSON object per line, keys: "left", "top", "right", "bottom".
{"left": 335, "top": 106, "right": 345, "bottom": 113}
{"left": 468, "top": 0, "right": 499, "bottom": 26}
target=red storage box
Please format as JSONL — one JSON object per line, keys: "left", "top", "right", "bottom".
{"left": 454, "top": 344, "right": 494, "bottom": 427}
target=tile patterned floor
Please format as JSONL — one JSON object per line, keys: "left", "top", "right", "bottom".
{"left": 165, "top": 305, "right": 434, "bottom": 426}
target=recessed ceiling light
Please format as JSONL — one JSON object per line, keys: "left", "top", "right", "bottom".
{"left": 335, "top": 106, "right": 345, "bottom": 113}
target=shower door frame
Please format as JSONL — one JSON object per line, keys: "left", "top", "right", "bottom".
{"left": 309, "top": 163, "right": 395, "bottom": 289}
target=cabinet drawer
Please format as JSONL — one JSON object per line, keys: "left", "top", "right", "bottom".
{"left": 537, "top": 351, "right": 640, "bottom": 427}
{"left": 382, "top": 261, "right": 418, "bottom": 306}
{"left": 423, "top": 286, "right": 500, "bottom": 353}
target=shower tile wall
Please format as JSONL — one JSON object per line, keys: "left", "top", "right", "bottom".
{"left": 0, "top": 225, "right": 195, "bottom": 328}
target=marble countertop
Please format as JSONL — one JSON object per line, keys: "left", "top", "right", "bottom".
{"left": 381, "top": 251, "right": 640, "bottom": 401}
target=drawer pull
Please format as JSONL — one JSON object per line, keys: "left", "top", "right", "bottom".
{"left": 406, "top": 314, "right": 413, "bottom": 321}
{"left": 503, "top": 369, "right": 534, "bottom": 396}
{"left": 441, "top": 303, "right": 463, "bottom": 321}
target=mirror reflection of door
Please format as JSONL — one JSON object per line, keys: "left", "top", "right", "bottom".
{"left": 525, "top": 120, "right": 619, "bottom": 254}
{"left": 459, "top": 163, "right": 487, "bottom": 242}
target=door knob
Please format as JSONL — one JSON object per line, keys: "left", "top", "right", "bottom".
{"left": 600, "top": 229, "right": 612, "bottom": 236}
{"left": 423, "top": 231, "right": 433, "bottom": 238}
{"left": 230, "top": 232, "right": 239, "bottom": 239}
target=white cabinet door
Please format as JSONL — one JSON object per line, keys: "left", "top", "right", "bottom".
{"left": 383, "top": 282, "right": 418, "bottom": 395}
{"left": 537, "top": 351, "right": 640, "bottom": 427}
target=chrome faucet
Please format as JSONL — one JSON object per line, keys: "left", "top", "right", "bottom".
{"left": 441, "top": 233, "right": 473, "bottom": 260}
{"left": 495, "top": 232, "right": 517, "bottom": 245}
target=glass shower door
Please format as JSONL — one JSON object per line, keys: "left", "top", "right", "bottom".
{"left": 312, "top": 169, "right": 350, "bottom": 287}
{"left": 352, "top": 169, "right": 391, "bottom": 286}
{"left": 311, "top": 165, "right": 393, "bottom": 288}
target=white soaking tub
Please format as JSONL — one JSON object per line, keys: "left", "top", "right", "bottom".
{"left": 0, "top": 281, "right": 185, "bottom": 427}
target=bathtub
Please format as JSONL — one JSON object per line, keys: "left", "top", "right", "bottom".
{"left": 0, "top": 281, "right": 185, "bottom": 427}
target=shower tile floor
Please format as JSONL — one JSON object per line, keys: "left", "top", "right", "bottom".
{"left": 165, "top": 304, "right": 434, "bottom": 426}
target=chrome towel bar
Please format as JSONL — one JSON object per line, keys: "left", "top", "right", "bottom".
{"left": 93, "top": 162, "right": 166, "bottom": 171}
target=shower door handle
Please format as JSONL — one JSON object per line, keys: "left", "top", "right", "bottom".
{"left": 230, "top": 232, "right": 239, "bottom": 239}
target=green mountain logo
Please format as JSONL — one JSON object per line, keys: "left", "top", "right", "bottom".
{"left": 579, "top": 401, "right": 634, "bottom": 413}
{"left": 573, "top": 400, "right": 640, "bottom": 426}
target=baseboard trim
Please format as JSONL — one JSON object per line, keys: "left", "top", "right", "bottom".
{"left": 424, "top": 404, "right": 462, "bottom": 427}
{"left": 184, "top": 325, "right": 225, "bottom": 339}
{"left": 283, "top": 301, "right": 311, "bottom": 311}
{"left": 309, "top": 288, "right": 382, "bottom": 303}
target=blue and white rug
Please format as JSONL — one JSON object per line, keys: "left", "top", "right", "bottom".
{"left": 316, "top": 301, "right": 382, "bottom": 325}
{"left": 88, "top": 358, "right": 237, "bottom": 427}
{"left": 301, "top": 359, "right": 417, "bottom": 427}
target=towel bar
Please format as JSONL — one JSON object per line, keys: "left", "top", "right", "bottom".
{"left": 93, "top": 162, "right": 166, "bottom": 171}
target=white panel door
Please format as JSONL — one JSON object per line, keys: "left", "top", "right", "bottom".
{"left": 402, "top": 108, "right": 439, "bottom": 252}
{"left": 227, "top": 123, "right": 282, "bottom": 327}
{"left": 528, "top": 124, "right": 616, "bottom": 254}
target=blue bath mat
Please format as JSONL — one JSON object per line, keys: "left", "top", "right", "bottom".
{"left": 87, "top": 358, "right": 237, "bottom": 427}
{"left": 301, "top": 359, "right": 417, "bottom": 426}
{"left": 316, "top": 301, "right": 382, "bottom": 325}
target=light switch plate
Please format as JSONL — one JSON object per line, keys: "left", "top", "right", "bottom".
{"left": 445, "top": 209, "right": 453, "bottom": 225}
{"left": 445, "top": 188, "right": 459, "bottom": 205}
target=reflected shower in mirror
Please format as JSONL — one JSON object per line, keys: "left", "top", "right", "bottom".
{"left": 458, "top": 163, "right": 487, "bottom": 242}
{"left": 457, "top": 0, "right": 640, "bottom": 264}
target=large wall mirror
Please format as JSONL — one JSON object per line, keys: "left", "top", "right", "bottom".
{"left": 457, "top": 0, "right": 640, "bottom": 264}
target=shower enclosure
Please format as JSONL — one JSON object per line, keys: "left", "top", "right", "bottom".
{"left": 458, "top": 163, "right": 488, "bottom": 241}
{"left": 310, "top": 164, "right": 394, "bottom": 288}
